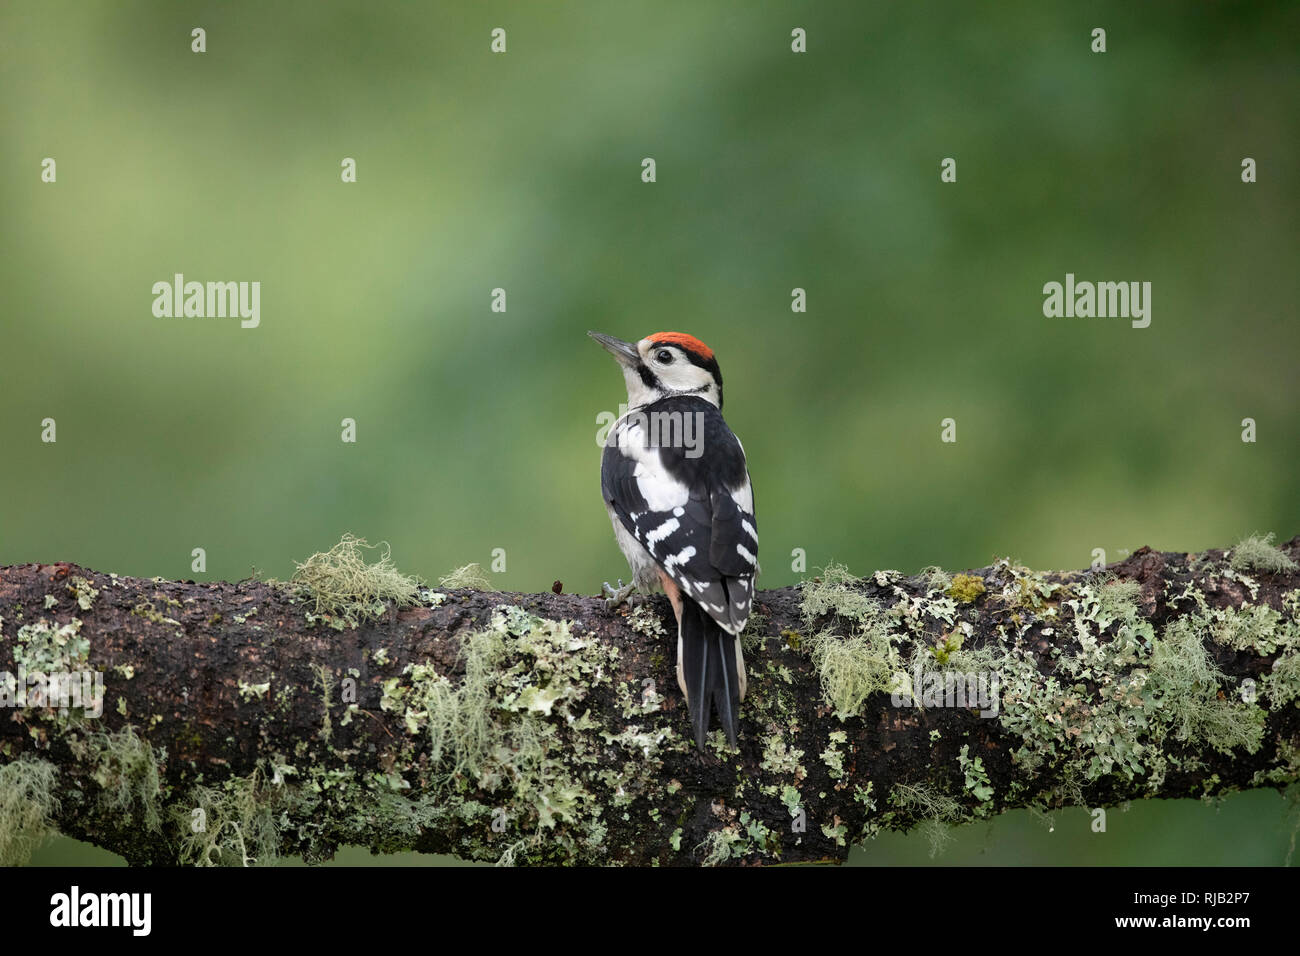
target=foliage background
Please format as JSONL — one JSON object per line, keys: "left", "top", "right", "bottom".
{"left": 2, "top": 0, "right": 1296, "bottom": 865}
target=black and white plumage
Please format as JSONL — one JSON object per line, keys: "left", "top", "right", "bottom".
{"left": 590, "top": 331, "right": 758, "bottom": 750}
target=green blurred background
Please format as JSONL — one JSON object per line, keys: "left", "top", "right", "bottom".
{"left": 2, "top": 1, "right": 1296, "bottom": 865}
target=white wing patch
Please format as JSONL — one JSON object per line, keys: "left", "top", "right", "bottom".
{"left": 646, "top": 517, "right": 680, "bottom": 553}
{"left": 663, "top": 545, "right": 697, "bottom": 574}
{"left": 730, "top": 480, "right": 754, "bottom": 514}
{"left": 615, "top": 418, "right": 692, "bottom": 511}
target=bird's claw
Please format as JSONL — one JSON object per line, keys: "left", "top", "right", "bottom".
{"left": 602, "top": 579, "right": 637, "bottom": 610}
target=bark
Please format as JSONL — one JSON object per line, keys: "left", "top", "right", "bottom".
{"left": 1, "top": 537, "right": 1298, "bottom": 866}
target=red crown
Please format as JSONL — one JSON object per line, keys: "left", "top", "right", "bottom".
{"left": 648, "top": 331, "right": 714, "bottom": 361}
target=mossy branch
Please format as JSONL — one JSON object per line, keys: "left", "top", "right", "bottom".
{"left": 2, "top": 534, "right": 1299, "bottom": 866}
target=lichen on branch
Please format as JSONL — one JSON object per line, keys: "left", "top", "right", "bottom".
{"left": 1, "top": 533, "right": 1298, "bottom": 866}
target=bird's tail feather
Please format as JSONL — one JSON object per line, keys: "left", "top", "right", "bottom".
{"left": 679, "top": 598, "right": 741, "bottom": 749}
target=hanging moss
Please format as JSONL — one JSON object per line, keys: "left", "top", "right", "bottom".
{"left": 85, "top": 725, "right": 164, "bottom": 832}
{"left": 0, "top": 756, "right": 60, "bottom": 866}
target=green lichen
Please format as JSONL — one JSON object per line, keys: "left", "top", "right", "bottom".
{"left": 947, "top": 573, "right": 986, "bottom": 603}
{"left": 173, "top": 765, "right": 282, "bottom": 867}
{"left": 739, "top": 610, "right": 768, "bottom": 655}
{"left": 1253, "top": 740, "right": 1300, "bottom": 788}
{"left": 958, "top": 744, "right": 994, "bottom": 805}
{"left": 992, "top": 559, "right": 1059, "bottom": 611}
{"left": 781, "top": 784, "right": 802, "bottom": 818}
{"left": 695, "top": 811, "right": 779, "bottom": 865}
{"left": 993, "top": 573, "right": 1155, "bottom": 784}
{"left": 820, "top": 730, "right": 849, "bottom": 779}
{"left": 373, "top": 604, "right": 677, "bottom": 861}
{"left": 290, "top": 534, "right": 422, "bottom": 628}
{"left": 821, "top": 819, "right": 848, "bottom": 847}
{"left": 68, "top": 576, "right": 98, "bottom": 611}
{"left": 994, "top": 568, "right": 1290, "bottom": 801}
{"left": 887, "top": 782, "right": 964, "bottom": 857}
{"left": 1230, "top": 532, "right": 1297, "bottom": 575}
{"left": 628, "top": 604, "right": 666, "bottom": 640}
{"left": 313, "top": 664, "right": 334, "bottom": 743}
{"left": 1207, "top": 603, "right": 1298, "bottom": 657}
{"left": 760, "top": 734, "right": 805, "bottom": 777}
{"left": 0, "top": 756, "right": 60, "bottom": 866}
{"left": 807, "top": 626, "right": 898, "bottom": 720}
{"left": 84, "top": 725, "right": 163, "bottom": 832}
{"left": 1147, "top": 615, "right": 1266, "bottom": 755}
{"left": 799, "top": 566, "right": 901, "bottom": 719}
{"left": 1091, "top": 577, "right": 1142, "bottom": 625}
{"left": 800, "top": 564, "right": 878, "bottom": 626}
{"left": 130, "top": 600, "right": 179, "bottom": 627}
{"left": 13, "top": 618, "right": 89, "bottom": 674}
{"left": 1265, "top": 652, "right": 1300, "bottom": 709}
{"left": 438, "top": 563, "right": 493, "bottom": 591}
{"left": 920, "top": 566, "right": 952, "bottom": 594}
{"left": 238, "top": 680, "right": 271, "bottom": 702}
{"left": 931, "top": 631, "right": 962, "bottom": 665}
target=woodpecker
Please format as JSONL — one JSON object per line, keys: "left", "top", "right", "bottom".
{"left": 590, "top": 330, "right": 758, "bottom": 750}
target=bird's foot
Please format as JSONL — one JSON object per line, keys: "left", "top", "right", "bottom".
{"left": 601, "top": 579, "right": 638, "bottom": 610}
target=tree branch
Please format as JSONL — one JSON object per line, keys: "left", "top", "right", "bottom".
{"left": 2, "top": 536, "right": 1298, "bottom": 866}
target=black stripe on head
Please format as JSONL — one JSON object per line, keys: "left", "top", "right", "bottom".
{"left": 687, "top": 351, "right": 724, "bottom": 409}
{"left": 686, "top": 351, "right": 723, "bottom": 392}
{"left": 637, "top": 364, "right": 660, "bottom": 391}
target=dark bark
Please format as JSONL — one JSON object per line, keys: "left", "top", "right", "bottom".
{"left": 1, "top": 537, "right": 1298, "bottom": 866}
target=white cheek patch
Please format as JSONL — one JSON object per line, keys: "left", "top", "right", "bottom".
{"left": 621, "top": 366, "right": 658, "bottom": 408}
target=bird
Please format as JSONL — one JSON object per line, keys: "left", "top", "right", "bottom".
{"left": 589, "top": 330, "right": 758, "bottom": 750}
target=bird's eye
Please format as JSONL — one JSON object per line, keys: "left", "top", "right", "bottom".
{"left": 656, "top": 349, "right": 674, "bottom": 364}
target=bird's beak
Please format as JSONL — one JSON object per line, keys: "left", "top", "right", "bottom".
{"left": 588, "top": 331, "right": 640, "bottom": 368}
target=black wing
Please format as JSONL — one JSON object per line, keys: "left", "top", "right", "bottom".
{"left": 601, "top": 396, "right": 757, "bottom": 633}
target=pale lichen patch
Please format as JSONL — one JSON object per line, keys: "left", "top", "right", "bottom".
{"left": 1230, "top": 533, "right": 1298, "bottom": 575}
{"left": 290, "top": 534, "right": 422, "bottom": 628}
{"left": 0, "top": 756, "right": 60, "bottom": 866}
